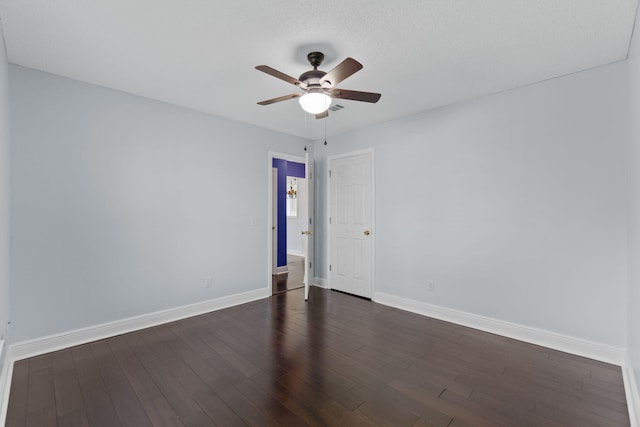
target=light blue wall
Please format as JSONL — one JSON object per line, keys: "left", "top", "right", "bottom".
{"left": 314, "top": 61, "right": 628, "bottom": 347}
{"left": 4, "top": 32, "right": 633, "bottom": 358}
{"left": 627, "top": 4, "right": 640, "bottom": 401}
{"left": 9, "top": 65, "right": 308, "bottom": 342}
{"left": 0, "top": 20, "right": 10, "bottom": 357}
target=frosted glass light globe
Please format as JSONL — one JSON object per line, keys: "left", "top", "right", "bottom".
{"left": 299, "top": 92, "right": 332, "bottom": 114}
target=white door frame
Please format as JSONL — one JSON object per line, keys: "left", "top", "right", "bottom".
{"left": 304, "top": 152, "right": 314, "bottom": 300}
{"left": 271, "top": 168, "right": 279, "bottom": 275}
{"left": 267, "top": 151, "right": 307, "bottom": 289}
{"left": 326, "top": 148, "right": 376, "bottom": 297}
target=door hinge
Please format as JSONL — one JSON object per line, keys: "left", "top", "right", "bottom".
{"left": 309, "top": 261, "right": 312, "bottom": 269}
{"left": 329, "top": 170, "right": 332, "bottom": 178}
{"left": 309, "top": 218, "right": 312, "bottom": 225}
{"left": 329, "top": 217, "right": 332, "bottom": 224}
{"left": 329, "top": 264, "right": 332, "bottom": 271}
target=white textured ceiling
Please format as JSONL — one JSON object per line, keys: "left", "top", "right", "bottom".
{"left": 0, "top": 0, "right": 637, "bottom": 140}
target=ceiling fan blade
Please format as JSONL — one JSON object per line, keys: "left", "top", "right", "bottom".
{"left": 255, "top": 65, "right": 302, "bottom": 86}
{"left": 326, "top": 88, "right": 381, "bottom": 103}
{"left": 315, "top": 111, "right": 329, "bottom": 119}
{"left": 257, "top": 93, "right": 301, "bottom": 105}
{"left": 320, "top": 58, "right": 363, "bottom": 87}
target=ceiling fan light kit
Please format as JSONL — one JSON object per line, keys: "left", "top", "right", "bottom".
{"left": 299, "top": 91, "right": 332, "bottom": 114}
{"left": 256, "top": 51, "right": 381, "bottom": 119}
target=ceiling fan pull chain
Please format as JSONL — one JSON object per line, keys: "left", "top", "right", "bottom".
{"left": 324, "top": 116, "right": 328, "bottom": 146}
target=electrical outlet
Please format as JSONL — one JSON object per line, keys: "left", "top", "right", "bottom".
{"left": 204, "top": 277, "right": 213, "bottom": 288}
{"left": 428, "top": 280, "right": 436, "bottom": 292}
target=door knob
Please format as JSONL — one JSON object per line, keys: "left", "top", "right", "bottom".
{"left": 364, "top": 230, "right": 370, "bottom": 236}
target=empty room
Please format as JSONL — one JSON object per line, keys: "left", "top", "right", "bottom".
{"left": 1, "top": 1, "right": 640, "bottom": 426}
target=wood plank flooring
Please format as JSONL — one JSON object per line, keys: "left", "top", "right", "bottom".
{"left": 5, "top": 287, "right": 630, "bottom": 426}
{"left": 272, "top": 254, "right": 305, "bottom": 295}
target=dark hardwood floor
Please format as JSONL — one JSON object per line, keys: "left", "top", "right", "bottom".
{"left": 5, "top": 287, "right": 630, "bottom": 426}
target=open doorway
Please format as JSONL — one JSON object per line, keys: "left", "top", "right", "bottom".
{"left": 271, "top": 155, "right": 307, "bottom": 294}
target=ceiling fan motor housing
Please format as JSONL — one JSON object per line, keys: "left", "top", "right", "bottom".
{"left": 299, "top": 69, "right": 326, "bottom": 88}
{"left": 300, "top": 52, "right": 329, "bottom": 87}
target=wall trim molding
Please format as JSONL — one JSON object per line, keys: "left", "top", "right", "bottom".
{"left": 623, "top": 352, "right": 640, "bottom": 427}
{"left": 273, "top": 266, "right": 288, "bottom": 275}
{"left": 374, "top": 293, "right": 640, "bottom": 426}
{"left": 0, "top": 357, "right": 12, "bottom": 427}
{"left": 313, "top": 277, "right": 329, "bottom": 289}
{"left": 9, "top": 287, "right": 270, "bottom": 362}
{"left": 2, "top": 287, "right": 636, "bottom": 425}
{"left": 0, "top": 340, "right": 8, "bottom": 425}
{"left": 373, "top": 291, "right": 625, "bottom": 365}
{"left": 0, "top": 286, "right": 270, "bottom": 425}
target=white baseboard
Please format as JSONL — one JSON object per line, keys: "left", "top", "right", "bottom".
{"left": 0, "top": 286, "right": 271, "bottom": 426}
{"left": 623, "top": 352, "right": 640, "bottom": 427}
{"left": 313, "top": 277, "right": 329, "bottom": 289}
{"left": 9, "top": 287, "right": 270, "bottom": 362}
{"left": 373, "top": 293, "right": 640, "bottom": 426}
{"left": 273, "top": 266, "right": 288, "bottom": 275}
{"left": 0, "top": 341, "right": 13, "bottom": 426}
{"left": 1, "top": 286, "right": 636, "bottom": 426}
{"left": 0, "top": 340, "right": 7, "bottom": 409}
{"left": 373, "top": 291, "right": 625, "bottom": 365}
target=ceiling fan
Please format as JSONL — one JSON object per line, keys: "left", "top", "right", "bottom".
{"left": 256, "top": 52, "right": 381, "bottom": 119}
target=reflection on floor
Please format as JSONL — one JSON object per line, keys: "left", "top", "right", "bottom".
{"left": 272, "top": 254, "right": 304, "bottom": 294}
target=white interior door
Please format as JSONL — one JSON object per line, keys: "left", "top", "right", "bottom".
{"left": 329, "top": 152, "right": 374, "bottom": 298}
{"left": 303, "top": 152, "right": 314, "bottom": 300}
